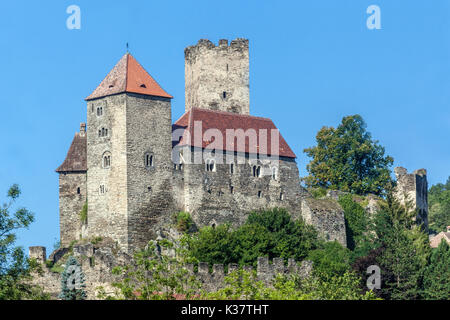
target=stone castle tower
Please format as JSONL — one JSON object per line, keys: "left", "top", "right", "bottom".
{"left": 394, "top": 167, "right": 429, "bottom": 230}
{"left": 185, "top": 39, "right": 249, "bottom": 114}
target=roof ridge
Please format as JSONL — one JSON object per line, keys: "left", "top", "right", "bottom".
{"left": 124, "top": 53, "right": 129, "bottom": 92}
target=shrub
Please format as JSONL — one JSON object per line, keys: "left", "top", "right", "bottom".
{"left": 175, "top": 211, "right": 194, "bottom": 232}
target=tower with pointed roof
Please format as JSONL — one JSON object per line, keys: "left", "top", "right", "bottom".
{"left": 83, "top": 53, "right": 175, "bottom": 252}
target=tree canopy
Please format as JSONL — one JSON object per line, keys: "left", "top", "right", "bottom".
{"left": 303, "top": 115, "right": 393, "bottom": 196}
{"left": 0, "top": 184, "right": 48, "bottom": 300}
{"left": 428, "top": 176, "right": 450, "bottom": 233}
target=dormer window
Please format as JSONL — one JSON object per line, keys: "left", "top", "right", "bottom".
{"left": 140, "top": 84, "right": 147, "bottom": 88}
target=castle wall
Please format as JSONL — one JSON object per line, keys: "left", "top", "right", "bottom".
{"left": 29, "top": 244, "right": 312, "bottom": 299}
{"left": 125, "top": 93, "right": 178, "bottom": 250}
{"left": 301, "top": 198, "right": 346, "bottom": 246}
{"left": 178, "top": 147, "right": 303, "bottom": 227}
{"left": 58, "top": 172, "right": 86, "bottom": 246}
{"left": 185, "top": 39, "right": 249, "bottom": 114}
{"left": 86, "top": 94, "right": 129, "bottom": 251}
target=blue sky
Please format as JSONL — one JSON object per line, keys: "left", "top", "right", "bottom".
{"left": 0, "top": 0, "right": 449, "bottom": 253}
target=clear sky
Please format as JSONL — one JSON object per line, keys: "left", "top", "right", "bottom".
{"left": 0, "top": 0, "right": 449, "bottom": 253}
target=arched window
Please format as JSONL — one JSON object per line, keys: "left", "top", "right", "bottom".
{"left": 145, "top": 153, "right": 154, "bottom": 167}
{"left": 205, "top": 159, "right": 215, "bottom": 172}
{"left": 280, "top": 193, "right": 284, "bottom": 201}
{"left": 77, "top": 187, "right": 80, "bottom": 194}
{"left": 102, "top": 152, "right": 111, "bottom": 168}
{"left": 253, "top": 166, "right": 261, "bottom": 177}
{"left": 272, "top": 167, "right": 278, "bottom": 180}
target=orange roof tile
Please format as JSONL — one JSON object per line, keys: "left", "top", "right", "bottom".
{"left": 85, "top": 53, "right": 172, "bottom": 101}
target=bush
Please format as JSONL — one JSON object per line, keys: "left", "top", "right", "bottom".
{"left": 307, "top": 241, "right": 351, "bottom": 279}
{"left": 184, "top": 208, "right": 321, "bottom": 267}
{"left": 79, "top": 202, "right": 87, "bottom": 224}
{"left": 175, "top": 211, "right": 194, "bottom": 232}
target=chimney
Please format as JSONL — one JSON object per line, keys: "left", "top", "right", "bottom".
{"left": 80, "top": 123, "right": 86, "bottom": 137}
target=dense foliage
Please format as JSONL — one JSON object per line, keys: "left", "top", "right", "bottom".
{"left": 0, "top": 185, "right": 48, "bottom": 300}
{"left": 101, "top": 240, "right": 200, "bottom": 300}
{"left": 204, "top": 269, "right": 378, "bottom": 300}
{"left": 428, "top": 176, "right": 450, "bottom": 233}
{"left": 303, "top": 115, "right": 393, "bottom": 196}
{"left": 183, "top": 208, "right": 320, "bottom": 267}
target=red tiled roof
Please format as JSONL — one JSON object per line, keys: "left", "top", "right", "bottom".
{"left": 85, "top": 53, "right": 172, "bottom": 101}
{"left": 56, "top": 132, "right": 87, "bottom": 173}
{"left": 172, "top": 108, "right": 296, "bottom": 158}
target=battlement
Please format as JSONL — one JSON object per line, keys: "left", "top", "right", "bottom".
{"left": 29, "top": 242, "right": 313, "bottom": 298}
{"left": 184, "top": 38, "right": 249, "bottom": 58}
{"left": 185, "top": 257, "right": 312, "bottom": 291}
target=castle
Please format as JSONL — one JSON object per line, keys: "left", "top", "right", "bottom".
{"left": 53, "top": 38, "right": 429, "bottom": 255}
{"left": 55, "top": 38, "right": 318, "bottom": 253}
{"left": 28, "top": 39, "right": 430, "bottom": 299}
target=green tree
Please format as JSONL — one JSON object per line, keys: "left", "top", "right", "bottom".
{"left": 422, "top": 240, "right": 450, "bottom": 300}
{"left": 59, "top": 256, "right": 87, "bottom": 300}
{"left": 373, "top": 195, "right": 429, "bottom": 300}
{"left": 307, "top": 241, "right": 351, "bottom": 279}
{"left": 184, "top": 209, "right": 320, "bottom": 267}
{"left": 105, "top": 240, "right": 200, "bottom": 300}
{"left": 338, "top": 194, "right": 369, "bottom": 251}
{"left": 428, "top": 177, "right": 450, "bottom": 233}
{"left": 0, "top": 184, "right": 48, "bottom": 300}
{"left": 304, "top": 115, "right": 393, "bottom": 196}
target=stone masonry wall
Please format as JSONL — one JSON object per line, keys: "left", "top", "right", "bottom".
{"left": 125, "top": 93, "right": 179, "bottom": 251}
{"left": 86, "top": 94, "right": 129, "bottom": 251}
{"left": 58, "top": 172, "right": 86, "bottom": 246}
{"left": 176, "top": 147, "right": 303, "bottom": 228}
{"left": 301, "top": 197, "right": 346, "bottom": 246}
{"left": 185, "top": 39, "right": 249, "bottom": 115}
{"left": 394, "top": 167, "right": 429, "bottom": 230}
{"left": 29, "top": 244, "right": 312, "bottom": 299}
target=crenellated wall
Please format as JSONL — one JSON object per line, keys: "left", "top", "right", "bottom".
{"left": 29, "top": 244, "right": 312, "bottom": 299}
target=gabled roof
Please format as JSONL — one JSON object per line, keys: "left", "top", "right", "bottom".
{"left": 85, "top": 53, "right": 173, "bottom": 101}
{"left": 172, "top": 108, "right": 296, "bottom": 158}
{"left": 56, "top": 132, "right": 87, "bottom": 173}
